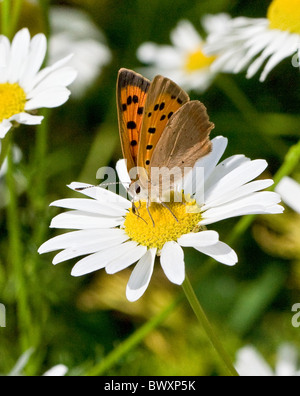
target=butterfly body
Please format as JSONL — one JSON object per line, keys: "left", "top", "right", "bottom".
{"left": 117, "top": 68, "right": 214, "bottom": 209}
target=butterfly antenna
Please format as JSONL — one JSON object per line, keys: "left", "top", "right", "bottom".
{"left": 75, "top": 181, "right": 129, "bottom": 192}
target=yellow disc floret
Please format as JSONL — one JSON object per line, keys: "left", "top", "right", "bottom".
{"left": 268, "top": 0, "right": 300, "bottom": 34}
{"left": 185, "top": 47, "right": 216, "bottom": 73}
{"left": 0, "top": 83, "right": 26, "bottom": 123}
{"left": 124, "top": 194, "right": 203, "bottom": 250}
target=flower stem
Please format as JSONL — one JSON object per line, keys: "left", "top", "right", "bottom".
{"left": 1, "top": 0, "right": 10, "bottom": 36}
{"left": 10, "top": 0, "right": 24, "bottom": 37}
{"left": 6, "top": 140, "right": 32, "bottom": 351}
{"left": 182, "top": 274, "right": 239, "bottom": 377}
{"left": 272, "top": 139, "right": 300, "bottom": 188}
{"left": 85, "top": 296, "right": 182, "bottom": 376}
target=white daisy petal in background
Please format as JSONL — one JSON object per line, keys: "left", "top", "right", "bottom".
{"left": 49, "top": 6, "right": 112, "bottom": 99}
{"left": 39, "top": 136, "right": 283, "bottom": 302}
{"left": 4, "top": 348, "right": 68, "bottom": 377}
{"left": 204, "top": 0, "right": 300, "bottom": 82}
{"left": 275, "top": 176, "right": 300, "bottom": 213}
{"left": 42, "top": 365, "right": 68, "bottom": 377}
{"left": 0, "top": 28, "right": 77, "bottom": 139}
{"left": 137, "top": 19, "right": 218, "bottom": 93}
{"left": 236, "top": 344, "right": 300, "bottom": 376}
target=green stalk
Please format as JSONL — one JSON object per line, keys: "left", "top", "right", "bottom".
{"left": 85, "top": 296, "right": 181, "bottom": 376}
{"left": 182, "top": 275, "right": 239, "bottom": 377}
{"left": 32, "top": 108, "right": 50, "bottom": 246}
{"left": 1, "top": 0, "right": 11, "bottom": 36}
{"left": 9, "top": 0, "right": 24, "bottom": 37}
{"left": 6, "top": 139, "right": 31, "bottom": 351}
{"left": 272, "top": 139, "right": 300, "bottom": 188}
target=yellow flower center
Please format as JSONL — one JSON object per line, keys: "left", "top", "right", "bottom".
{"left": 268, "top": 0, "right": 300, "bottom": 34}
{"left": 0, "top": 83, "right": 26, "bottom": 123}
{"left": 124, "top": 195, "right": 203, "bottom": 250}
{"left": 184, "top": 47, "right": 216, "bottom": 73}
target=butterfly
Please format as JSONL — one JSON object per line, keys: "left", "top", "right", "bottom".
{"left": 117, "top": 68, "right": 214, "bottom": 223}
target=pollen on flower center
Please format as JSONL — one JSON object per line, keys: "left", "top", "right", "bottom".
{"left": 268, "top": 0, "right": 300, "bottom": 34}
{"left": 0, "top": 83, "right": 27, "bottom": 123}
{"left": 124, "top": 195, "right": 203, "bottom": 250}
{"left": 184, "top": 47, "right": 216, "bottom": 73}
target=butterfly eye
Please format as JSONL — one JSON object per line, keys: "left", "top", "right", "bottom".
{"left": 135, "top": 186, "right": 141, "bottom": 194}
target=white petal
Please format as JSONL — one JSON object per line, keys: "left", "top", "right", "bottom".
{"left": 275, "top": 344, "right": 299, "bottom": 376}
{"left": 126, "top": 248, "right": 157, "bottom": 302}
{"left": 50, "top": 210, "right": 124, "bottom": 229}
{"left": 39, "top": 229, "right": 126, "bottom": 254}
{"left": 105, "top": 243, "right": 147, "bottom": 274}
{"left": 160, "top": 241, "right": 185, "bottom": 285}
{"left": 201, "top": 192, "right": 282, "bottom": 225}
{"left": 203, "top": 179, "right": 274, "bottom": 210}
{"left": 184, "top": 136, "right": 228, "bottom": 195}
{"left": 204, "top": 155, "right": 250, "bottom": 196}
{"left": 0, "top": 119, "right": 13, "bottom": 138}
{"left": 30, "top": 54, "right": 73, "bottom": 90}
{"left": 260, "top": 35, "right": 298, "bottom": 81}
{"left": 8, "top": 28, "right": 30, "bottom": 83}
{"left": 19, "top": 33, "right": 47, "bottom": 89}
{"left": 10, "top": 112, "right": 44, "bottom": 125}
{"left": 51, "top": 198, "right": 126, "bottom": 217}
{"left": 71, "top": 241, "right": 137, "bottom": 276}
{"left": 246, "top": 31, "right": 287, "bottom": 79}
{"left": 52, "top": 232, "right": 129, "bottom": 265}
{"left": 171, "top": 20, "right": 202, "bottom": 51}
{"left": 25, "top": 86, "right": 71, "bottom": 110}
{"left": 205, "top": 159, "right": 268, "bottom": 203}
{"left": 275, "top": 177, "right": 300, "bottom": 213}
{"left": 178, "top": 230, "right": 219, "bottom": 247}
{"left": 116, "top": 159, "right": 131, "bottom": 189}
{"left": 27, "top": 66, "right": 77, "bottom": 99}
{"left": 194, "top": 241, "right": 238, "bottom": 266}
{"left": 43, "top": 365, "right": 68, "bottom": 377}
{"left": 235, "top": 346, "right": 274, "bottom": 377}
{"left": 67, "top": 182, "right": 131, "bottom": 210}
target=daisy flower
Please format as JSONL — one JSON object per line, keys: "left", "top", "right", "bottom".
{"left": 204, "top": 0, "right": 300, "bottom": 82}
{"left": 39, "top": 136, "right": 283, "bottom": 302}
{"left": 275, "top": 176, "right": 300, "bottom": 213}
{"left": 0, "top": 28, "right": 77, "bottom": 138}
{"left": 236, "top": 344, "right": 300, "bottom": 376}
{"left": 137, "top": 19, "right": 219, "bottom": 93}
{"left": 49, "top": 6, "right": 112, "bottom": 99}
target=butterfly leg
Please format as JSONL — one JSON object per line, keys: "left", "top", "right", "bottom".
{"left": 146, "top": 199, "right": 156, "bottom": 228}
{"left": 132, "top": 201, "right": 148, "bottom": 225}
{"left": 160, "top": 201, "right": 179, "bottom": 223}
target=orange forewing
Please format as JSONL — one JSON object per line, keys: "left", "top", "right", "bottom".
{"left": 117, "top": 69, "right": 150, "bottom": 173}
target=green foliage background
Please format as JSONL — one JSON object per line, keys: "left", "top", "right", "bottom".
{"left": 0, "top": 0, "right": 299, "bottom": 376}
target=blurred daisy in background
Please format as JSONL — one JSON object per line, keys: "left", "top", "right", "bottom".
{"left": 204, "top": 0, "right": 300, "bottom": 82}
{"left": 137, "top": 18, "right": 224, "bottom": 93}
{"left": 0, "top": 28, "right": 77, "bottom": 139}
{"left": 49, "top": 6, "right": 112, "bottom": 99}
{"left": 236, "top": 344, "right": 300, "bottom": 376}
{"left": 275, "top": 177, "right": 300, "bottom": 213}
{"left": 39, "top": 136, "right": 283, "bottom": 302}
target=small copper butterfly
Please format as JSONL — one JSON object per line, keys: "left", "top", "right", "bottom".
{"left": 117, "top": 68, "right": 214, "bottom": 223}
